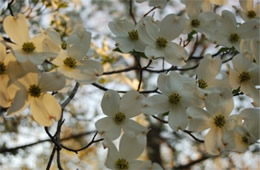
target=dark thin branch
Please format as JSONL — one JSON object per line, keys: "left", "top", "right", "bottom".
{"left": 102, "top": 66, "right": 137, "bottom": 75}
{"left": 61, "top": 82, "right": 80, "bottom": 108}
{"left": 46, "top": 146, "right": 56, "bottom": 170}
{"left": 173, "top": 154, "right": 213, "bottom": 169}
{"left": 7, "top": 0, "right": 15, "bottom": 16}
{"left": 144, "top": 64, "right": 199, "bottom": 73}
{"left": 91, "top": 83, "right": 160, "bottom": 94}
{"left": 152, "top": 115, "right": 168, "bottom": 124}
{"left": 61, "top": 132, "right": 103, "bottom": 154}
{"left": 129, "top": 0, "right": 137, "bottom": 24}
{"left": 143, "top": 7, "right": 157, "bottom": 17}
{"left": 56, "top": 149, "right": 63, "bottom": 170}
{"left": 183, "top": 130, "right": 204, "bottom": 143}
{"left": 0, "top": 131, "right": 96, "bottom": 154}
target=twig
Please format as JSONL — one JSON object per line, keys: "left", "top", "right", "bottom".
{"left": 183, "top": 130, "right": 204, "bottom": 143}
{"left": 61, "top": 82, "right": 80, "bottom": 108}
{"left": 102, "top": 66, "right": 138, "bottom": 75}
{"left": 129, "top": 0, "right": 137, "bottom": 24}
{"left": 152, "top": 115, "right": 168, "bottom": 124}
{"left": 46, "top": 146, "right": 56, "bottom": 170}
{"left": 7, "top": 0, "right": 15, "bottom": 16}
{"left": 143, "top": 7, "right": 157, "bottom": 17}
{"left": 173, "top": 154, "right": 213, "bottom": 169}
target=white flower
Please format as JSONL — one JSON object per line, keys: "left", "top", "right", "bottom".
{"left": 215, "top": 10, "right": 260, "bottom": 50}
{"left": 228, "top": 54, "right": 259, "bottom": 106}
{"left": 223, "top": 108, "right": 259, "bottom": 153}
{"left": 95, "top": 90, "right": 147, "bottom": 140}
{"left": 138, "top": 15, "right": 188, "bottom": 66}
{"left": 187, "top": 92, "right": 234, "bottom": 155}
{"left": 108, "top": 19, "right": 146, "bottom": 53}
{"left": 3, "top": 14, "right": 57, "bottom": 64}
{"left": 104, "top": 132, "right": 147, "bottom": 170}
{"left": 239, "top": 0, "right": 260, "bottom": 20}
{"left": 52, "top": 26, "right": 103, "bottom": 84}
{"left": 7, "top": 71, "right": 65, "bottom": 126}
{"left": 142, "top": 72, "right": 203, "bottom": 130}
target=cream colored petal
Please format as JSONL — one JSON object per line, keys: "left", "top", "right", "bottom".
{"left": 3, "top": 14, "right": 30, "bottom": 44}
{"left": 120, "top": 91, "right": 143, "bottom": 118}
{"left": 142, "top": 94, "right": 170, "bottom": 115}
{"left": 205, "top": 127, "right": 224, "bottom": 155}
{"left": 168, "top": 107, "right": 188, "bottom": 130}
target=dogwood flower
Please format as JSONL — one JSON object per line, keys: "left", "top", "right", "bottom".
{"left": 215, "top": 10, "right": 260, "bottom": 50}
{"left": 142, "top": 72, "right": 203, "bottom": 130}
{"left": 223, "top": 108, "right": 259, "bottom": 153}
{"left": 52, "top": 26, "right": 103, "bottom": 84}
{"left": 187, "top": 92, "right": 234, "bottom": 155}
{"left": 104, "top": 132, "right": 147, "bottom": 170}
{"left": 239, "top": 0, "right": 260, "bottom": 20}
{"left": 7, "top": 70, "right": 65, "bottom": 126}
{"left": 108, "top": 19, "right": 146, "bottom": 53}
{"left": 3, "top": 14, "right": 57, "bottom": 64}
{"left": 138, "top": 14, "right": 188, "bottom": 66}
{"left": 228, "top": 54, "right": 259, "bottom": 106}
{"left": 95, "top": 90, "right": 147, "bottom": 140}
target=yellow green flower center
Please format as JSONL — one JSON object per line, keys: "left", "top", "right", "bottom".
{"left": 114, "top": 112, "right": 126, "bottom": 124}
{"left": 214, "top": 115, "right": 225, "bottom": 128}
{"left": 239, "top": 71, "right": 251, "bottom": 83}
{"left": 115, "top": 158, "right": 129, "bottom": 170}
{"left": 168, "top": 93, "right": 181, "bottom": 105}
{"left": 63, "top": 57, "right": 77, "bottom": 69}
{"left": 191, "top": 19, "right": 200, "bottom": 28}
{"left": 128, "top": 30, "right": 139, "bottom": 41}
{"left": 247, "top": 10, "right": 256, "bottom": 19}
{"left": 156, "top": 37, "right": 168, "bottom": 48}
{"left": 22, "top": 42, "right": 36, "bottom": 53}
{"left": 241, "top": 136, "right": 249, "bottom": 144}
{"left": 28, "top": 84, "right": 41, "bottom": 98}
{"left": 61, "top": 42, "right": 67, "bottom": 50}
{"left": 0, "top": 62, "right": 7, "bottom": 74}
{"left": 198, "top": 79, "right": 208, "bottom": 89}
{"left": 229, "top": 33, "right": 240, "bottom": 43}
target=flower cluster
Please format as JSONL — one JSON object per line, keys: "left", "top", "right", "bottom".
{"left": 0, "top": 14, "right": 103, "bottom": 126}
{"left": 1, "top": 0, "right": 259, "bottom": 169}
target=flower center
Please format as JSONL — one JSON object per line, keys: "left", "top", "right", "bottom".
{"left": 198, "top": 79, "right": 208, "bottom": 89}
{"left": 247, "top": 10, "right": 256, "bottom": 19}
{"left": 156, "top": 37, "right": 168, "bottom": 48}
{"left": 128, "top": 30, "right": 139, "bottom": 41}
{"left": 241, "top": 136, "right": 249, "bottom": 144}
{"left": 63, "top": 57, "right": 77, "bottom": 69}
{"left": 115, "top": 158, "right": 129, "bottom": 170}
{"left": 168, "top": 93, "right": 181, "bottom": 105}
{"left": 114, "top": 112, "right": 126, "bottom": 124}
{"left": 229, "top": 33, "right": 240, "bottom": 43}
{"left": 61, "top": 42, "right": 67, "bottom": 50}
{"left": 22, "top": 42, "right": 36, "bottom": 53}
{"left": 191, "top": 19, "right": 200, "bottom": 28}
{"left": 239, "top": 71, "right": 251, "bottom": 83}
{"left": 0, "top": 62, "right": 7, "bottom": 74}
{"left": 213, "top": 115, "right": 225, "bottom": 128}
{"left": 28, "top": 84, "right": 41, "bottom": 98}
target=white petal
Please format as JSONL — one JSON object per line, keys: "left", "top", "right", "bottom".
{"left": 164, "top": 42, "right": 188, "bottom": 66}
{"left": 95, "top": 117, "right": 121, "bottom": 140}
{"left": 160, "top": 14, "right": 186, "bottom": 41}
{"left": 187, "top": 106, "right": 211, "bottom": 132}
{"left": 114, "top": 37, "right": 135, "bottom": 53}
{"left": 142, "top": 94, "right": 170, "bottom": 115}
{"left": 158, "top": 72, "right": 183, "bottom": 94}
{"left": 205, "top": 127, "right": 224, "bottom": 155}
{"left": 39, "top": 72, "right": 66, "bottom": 92}
{"left": 101, "top": 90, "right": 120, "bottom": 117}
{"left": 145, "top": 45, "right": 164, "bottom": 58}
{"left": 120, "top": 91, "right": 143, "bottom": 118}
{"left": 122, "top": 119, "right": 148, "bottom": 134}
{"left": 108, "top": 20, "right": 134, "bottom": 36}
{"left": 119, "top": 132, "right": 146, "bottom": 160}
{"left": 7, "top": 89, "right": 28, "bottom": 116}
{"left": 104, "top": 138, "right": 120, "bottom": 169}
{"left": 168, "top": 107, "right": 188, "bottom": 130}
{"left": 240, "top": 108, "right": 260, "bottom": 139}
